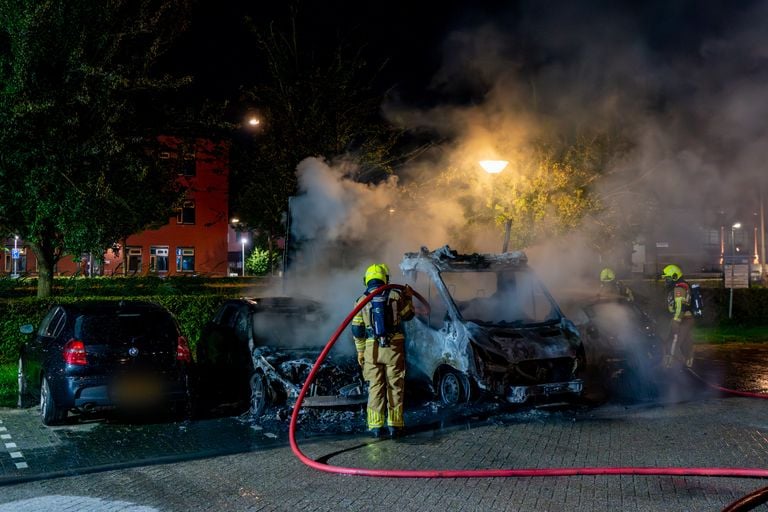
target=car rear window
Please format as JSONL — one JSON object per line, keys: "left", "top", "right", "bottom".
{"left": 74, "top": 311, "right": 177, "bottom": 344}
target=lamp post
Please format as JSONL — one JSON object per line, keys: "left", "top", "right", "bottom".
{"left": 479, "top": 160, "right": 511, "bottom": 252}
{"left": 729, "top": 222, "right": 742, "bottom": 319}
{"left": 241, "top": 237, "right": 247, "bottom": 277}
{"left": 230, "top": 218, "right": 240, "bottom": 276}
{"left": 12, "top": 235, "right": 18, "bottom": 278}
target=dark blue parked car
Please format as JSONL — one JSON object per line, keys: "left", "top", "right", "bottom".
{"left": 17, "top": 301, "right": 192, "bottom": 425}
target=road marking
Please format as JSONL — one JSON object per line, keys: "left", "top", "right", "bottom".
{"left": 0, "top": 421, "right": 29, "bottom": 471}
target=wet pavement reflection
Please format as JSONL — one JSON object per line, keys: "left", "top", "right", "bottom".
{"left": 0, "top": 342, "right": 766, "bottom": 485}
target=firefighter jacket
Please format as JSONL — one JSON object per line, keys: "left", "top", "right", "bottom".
{"left": 351, "top": 287, "right": 414, "bottom": 352}
{"left": 667, "top": 280, "right": 693, "bottom": 321}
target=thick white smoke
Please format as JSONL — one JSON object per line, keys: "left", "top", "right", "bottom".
{"left": 262, "top": 1, "right": 768, "bottom": 355}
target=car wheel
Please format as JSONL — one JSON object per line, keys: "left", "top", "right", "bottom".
{"left": 40, "top": 376, "right": 66, "bottom": 426}
{"left": 249, "top": 371, "right": 270, "bottom": 417}
{"left": 438, "top": 370, "right": 466, "bottom": 406}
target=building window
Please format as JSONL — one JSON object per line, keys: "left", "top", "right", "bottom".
{"left": 4, "top": 246, "right": 26, "bottom": 274}
{"left": 180, "top": 149, "right": 196, "bottom": 177}
{"left": 703, "top": 229, "right": 720, "bottom": 248}
{"left": 176, "top": 200, "right": 196, "bottom": 224}
{"left": 127, "top": 247, "right": 142, "bottom": 274}
{"left": 176, "top": 247, "right": 195, "bottom": 273}
{"left": 150, "top": 246, "right": 169, "bottom": 273}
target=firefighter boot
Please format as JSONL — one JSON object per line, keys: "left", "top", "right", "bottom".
{"left": 370, "top": 427, "right": 386, "bottom": 439}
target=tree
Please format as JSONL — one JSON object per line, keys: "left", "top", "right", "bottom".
{"left": 419, "top": 132, "right": 629, "bottom": 250}
{"left": 230, "top": 5, "right": 401, "bottom": 244}
{"left": 0, "top": 0, "right": 193, "bottom": 297}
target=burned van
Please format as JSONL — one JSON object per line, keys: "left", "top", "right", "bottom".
{"left": 400, "top": 246, "right": 585, "bottom": 405}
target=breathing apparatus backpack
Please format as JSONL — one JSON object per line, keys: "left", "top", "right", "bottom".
{"left": 370, "top": 290, "right": 393, "bottom": 347}
{"left": 690, "top": 283, "right": 704, "bottom": 318}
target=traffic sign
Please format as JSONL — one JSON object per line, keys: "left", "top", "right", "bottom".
{"left": 724, "top": 264, "right": 750, "bottom": 289}
{"left": 11, "top": 248, "right": 19, "bottom": 260}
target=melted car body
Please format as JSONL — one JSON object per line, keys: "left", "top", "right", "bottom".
{"left": 560, "top": 292, "right": 664, "bottom": 401}
{"left": 195, "top": 297, "right": 366, "bottom": 416}
{"left": 400, "top": 246, "right": 584, "bottom": 405}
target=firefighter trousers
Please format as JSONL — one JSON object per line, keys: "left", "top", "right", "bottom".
{"left": 665, "top": 316, "right": 694, "bottom": 365}
{"left": 363, "top": 337, "right": 405, "bottom": 429}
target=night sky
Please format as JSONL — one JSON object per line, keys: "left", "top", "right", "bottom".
{"left": 168, "top": 1, "right": 767, "bottom": 231}
{"left": 169, "top": 1, "right": 754, "bottom": 106}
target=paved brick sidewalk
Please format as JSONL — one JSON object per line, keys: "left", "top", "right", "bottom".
{"left": 1, "top": 395, "right": 767, "bottom": 511}
{"left": 1, "top": 344, "right": 767, "bottom": 511}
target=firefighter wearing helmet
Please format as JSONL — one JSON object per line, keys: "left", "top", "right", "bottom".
{"left": 599, "top": 267, "right": 634, "bottom": 301}
{"left": 351, "top": 264, "right": 415, "bottom": 438}
{"left": 662, "top": 264, "right": 695, "bottom": 368}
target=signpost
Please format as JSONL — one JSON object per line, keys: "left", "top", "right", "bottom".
{"left": 724, "top": 258, "right": 750, "bottom": 319}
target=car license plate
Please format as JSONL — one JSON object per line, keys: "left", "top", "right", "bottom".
{"left": 111, "top": 376, "right": 163, "bottom": 405}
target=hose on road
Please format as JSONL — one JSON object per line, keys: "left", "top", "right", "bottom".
{"left": 289, "top": 283, "right": 768, "bottom": 499}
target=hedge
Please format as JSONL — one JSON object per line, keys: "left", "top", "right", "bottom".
{"left": 632, "top": 281, "right": 768, "bottom": 327}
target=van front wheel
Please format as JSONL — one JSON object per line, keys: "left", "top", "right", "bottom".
{"left": 437, "top": 370, "right": 467, "bottom": 406}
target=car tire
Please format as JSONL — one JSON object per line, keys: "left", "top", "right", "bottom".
{"left": 40, "top": 376, "right": 66, "bottom": 426}
{"left": 437, "top": 369, "right": 467, "bottom": 406}
{"left": 17, "top": 357, "right": 29, "bottom": 409}
{"left": 249, "top": 371, "right": 270, "bottom": 417}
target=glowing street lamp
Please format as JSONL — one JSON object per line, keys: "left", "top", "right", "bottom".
{"left": 241, "top": 237, "right": 247, "bottom": 277}
{"left": 479, "top": 160, "right": 509, "bottom": 174}
{"left": 728, "top": 222, "right": 742, "bottom": 319}
{"left": 247, "top": 116, "right": 260, "bottom": 127}
{"left": 480, "top": 160, "right": 512, "bottom": 252}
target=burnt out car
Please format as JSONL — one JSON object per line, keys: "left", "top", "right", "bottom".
{"left": 559, "top": 292, "right": 664, "bottom": 401}
{"left": 195, "top": 297, "right": 366, "bottom": 416}
{"left": 400, "top": 246, "right": 585, "bottom": 406}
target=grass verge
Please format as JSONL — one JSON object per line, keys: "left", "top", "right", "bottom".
{"left": 0, "top": 362, "right": 17, "bottom": 408}
{"left": 694, "top": 325, "right": 768, "bottom": 344}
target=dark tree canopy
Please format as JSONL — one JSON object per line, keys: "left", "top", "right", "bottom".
{"left": 0, "top": 0, "right": 193, "bottom": 296}
{"left": 229, "top": 6, "right": 401, "bottom": 241}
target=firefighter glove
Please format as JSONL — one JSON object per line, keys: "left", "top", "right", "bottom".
{"left": 357, "top": 351, "right": 365, "bottom": 368}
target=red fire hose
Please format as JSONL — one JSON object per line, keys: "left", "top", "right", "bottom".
{"left": 289, "top": 283, "right": 768, "bottom": 487}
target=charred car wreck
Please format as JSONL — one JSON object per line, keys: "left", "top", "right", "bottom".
{"left": 197, "top": 246, "right": 585, "bottom": 418}
{"left": 400, "top": 246, "right": 585, "bottom": 405}
{"left": 195, "top": 297, "right": 366, "bottom": 417}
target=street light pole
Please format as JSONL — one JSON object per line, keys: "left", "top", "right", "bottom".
{"left": 479, "top": 160, "right": 510, "bottom": 253}
{"left": 729, "top": 222, "right": 741, "bottom": 319}
{"left": 12, "top": 236, "right": 18, "bottom": 278}
{"left": 241, "top": 237, "right": 247, "bottom": 277}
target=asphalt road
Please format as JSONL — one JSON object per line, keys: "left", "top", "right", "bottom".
{"left": 0, "top": 343, "right": 766, "bottom": 511}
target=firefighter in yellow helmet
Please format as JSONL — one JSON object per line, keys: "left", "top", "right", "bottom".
{"left": 599, "top": 267, "right": 634, "bottom": 301}
{"left": 351, "top": 264, "right": 414, "bottom": 438}
{"left": 661, "top": 264, "right": 695, "bottom": 368}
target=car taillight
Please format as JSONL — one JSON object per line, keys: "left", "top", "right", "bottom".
{"left": 176, "top": 336, "right": 191, "bottom": 363}
{"left": 63, "top": 339, "right": 87, "bottom": 366}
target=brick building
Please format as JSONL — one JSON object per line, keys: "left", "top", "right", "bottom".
{"left": 3, "top": 137, "right": 231, "bottom": 277}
